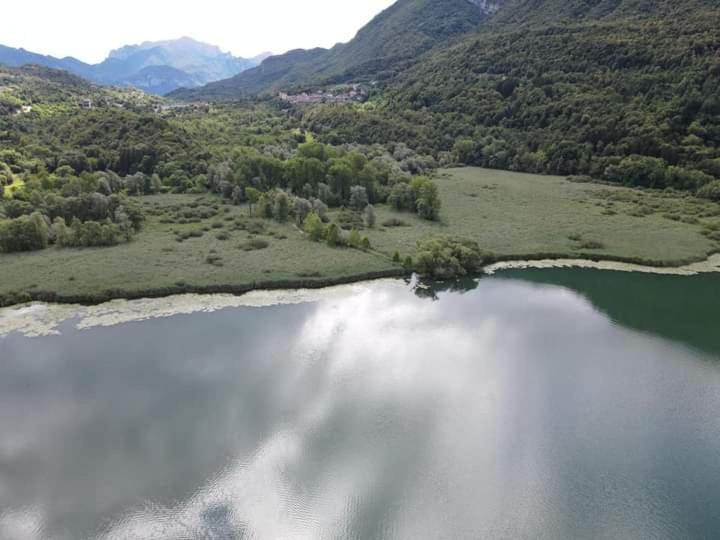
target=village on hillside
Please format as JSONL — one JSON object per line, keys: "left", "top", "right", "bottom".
{"left": 278, "top": 84, "right": 370, "bottom": 105}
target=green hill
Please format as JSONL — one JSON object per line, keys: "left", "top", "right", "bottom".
{"left": 172, "top": 0, "right": 492, "bottom": 99}
{"left": 303, "top": 2, "right": 720, "bottom": 190}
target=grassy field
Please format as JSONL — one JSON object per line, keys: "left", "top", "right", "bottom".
{"left": 0, "top": 194, "right": 397, "bottom": 306}
{"left": 1, "top": 168, "right": 718, "bottom": 306}
{"left": 362, "top": 168, "right": 720, "bottom": 264}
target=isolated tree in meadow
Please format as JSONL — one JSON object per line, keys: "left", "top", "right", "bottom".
{"left": 303, "top": 212, "right": 325, "bottom": 241}
{"left": 348, "top": 228, "right": 362, "bottom": 248}
{"left": 326, "top": 223, "right": 340, "bottom": 247}
{"left": 388, "top": 182, "right": 414, "bottom": 211}
{"left": 411, "top": 177, "right": 441, "bottom": 221}
{"left": 364, "top": 204, "right": 376, "bottom": 228}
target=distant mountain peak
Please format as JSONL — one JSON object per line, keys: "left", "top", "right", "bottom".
{"left": 0, "top": 38, "right": 268, "bottom": 95}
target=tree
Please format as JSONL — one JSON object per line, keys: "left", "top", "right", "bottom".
{"left": 52, "top": 217, "right": 70, "bottom": 247}
{"left": 326, "top": 223, "right": 340, "bottom": 247}
{"left": 0, "top": 212, "right": 49, "bottom": 253}
{"left": 328, "top": 161, "right": 353, "bottom": 201}
{"left": 274, "top": 191, "right": 290, "bottom": 222}
{"left": 411, "top": 177, "right": 441, "bottom": 221}
{"left": 364, "top": 204, "right": 376, "bottom": 228}
{"left": 414, "top": 236, "right": 489, "bottom": 278}
{"left": 388, "top": 182, "right": 414, "bottom": 211}
{"left": 246, "top": 187, "right": 261, "bottom": 215}
{"left": 114, "top": 207, "right": 133, "bottom": 241}
{"left": 303, "top": 212, "right": 325, "bottom": 241}
{"left": 393, "top": 251, "right": 401, "bottom": 263}
{"left": 361, "top": 237, "right": 371, "bottom": 250}
{"left": 349, "top": 185, "right": 369, "bottom": 211}
{"left": 348, "top": 228, "right": 361, "bottom": 248}
{"left": 698, "top": 180, "right": 720, "bottom": 201}
{"left": 294, "top": 197, "right": 312, "bottom": 226}
{"left": 232, "top": 186, "right": 244, "bottom": 205}
{"left": 312, "top": 199, "right": 328, "bottom": 221}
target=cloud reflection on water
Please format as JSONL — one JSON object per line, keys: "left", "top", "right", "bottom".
{"left": 1, "top": 278, "right": 720, "bottom": 539}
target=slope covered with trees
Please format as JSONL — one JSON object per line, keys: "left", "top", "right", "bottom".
{"left": 303, "top": 3, "right": 720, "bottom": 194}
{"left": 172, "top": 0, "right": 492, "bottom": 99}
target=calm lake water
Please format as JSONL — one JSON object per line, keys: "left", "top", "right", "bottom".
{"left": 1, "top": 269, "right": 720, "bottom": 539}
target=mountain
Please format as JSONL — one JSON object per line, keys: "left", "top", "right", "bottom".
{"left": 0, "top": 38, "right": 268, "bottom": 95}
{"left": 172, "top": 0, "right": 499, "bottom": 100}
{"left": 489, "top": 0, "right": 720, "bottom": 25}
{"left": 301, "top": 0, "right": 720, "bottom": 184}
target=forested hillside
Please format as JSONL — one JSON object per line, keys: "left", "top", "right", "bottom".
{"left": 304, "top": 5, "right": 720, "bottom": 193}
{"left": 172, "top": 0, "right": 492, "bottom": 99}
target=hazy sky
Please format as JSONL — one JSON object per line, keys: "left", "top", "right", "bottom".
{"left": 2, "top": 0, "right": 396, "bottom": 63}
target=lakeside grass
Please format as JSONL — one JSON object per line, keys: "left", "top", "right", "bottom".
{"left": 363, "top": 168, "right": 720, "bottom": 264}
{"left": 1, "top": 168, "right": 718, "bottom": 307}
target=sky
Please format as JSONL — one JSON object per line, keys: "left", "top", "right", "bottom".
{"left": 1, "top": 0, "right": 397, "bottom": 64}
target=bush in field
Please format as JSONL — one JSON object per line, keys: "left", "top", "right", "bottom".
{"left": 388, "top": 182, "right": 414, "bottom": 211}
{"left": 326, "top": 223, "right": 341, "bottom": 247}
{"left": 414, "top": 235, "right": 490, "bottom": 279}
{"left": 698, "top": 180, "right": 720, "bottom": 202}
{"left": 312, "top": 198, "right": 328, "bottom": 221}
{"left": 0, "top": 212, "right": 49, "bottom": 252}
{"left": 294, "top": 197, "right": 312, "bottom": 225}
{"left": 364, "top": 204, "right": 376, "bottom": 228}
{"left": 348, "top": 228, "right": 361, "bottom": 248}
{"left": 303, "top": 212, "right": 325, "bottom": 241}
{"left": 411, "top": 177, "right": 441, "bottom": 221}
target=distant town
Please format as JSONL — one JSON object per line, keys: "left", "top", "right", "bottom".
{"left": 278, "top": 84, "right": 369, "bottom": 105}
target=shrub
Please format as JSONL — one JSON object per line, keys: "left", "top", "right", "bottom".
{"left": 383, "top": 218, "right": 409, "bottom": 228}
{"left": 348, "top": 228, "right": 362, "bottom": 248}
{"left": 364, "top": 204, "right": 376, "bottom": 228}
{"left": 414, "top": 235, "right": 490, "bottom": 279}
{"left": 303, "top": 212, "right": 326, "bottom": 241}
{"left": 326, "top": 223, "right": 341, "bottom": 247}
{"left": 0, "top": 212, "right": 49, "bottom": 253}
{"left": 238, "top": 238, "right": 270, "bottom": 251}
{"left": 698, "top": 181, "right": 720, "bottom": 202}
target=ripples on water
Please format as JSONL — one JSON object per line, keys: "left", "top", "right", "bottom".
{"left": 1, "top": 272, "right": 719, "bottom": 539}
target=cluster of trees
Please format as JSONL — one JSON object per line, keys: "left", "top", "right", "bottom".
{"left": 209, "top": 141, "right": 441, "bottom": 221}
{"left": 414, "top": 236, "right": 492, "bottom": 279}
{"left": 303, "top": 211, "right": 371, "bottom": 250}
{"left": 0, "top": 175, "right": 144, "bottom": 252}
{"left": 387, "top": 176, "right": 441, "bottom": 220}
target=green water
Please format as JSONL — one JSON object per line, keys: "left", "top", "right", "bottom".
{"left": 0, "top": 269, "right": 719, "bottom": 539}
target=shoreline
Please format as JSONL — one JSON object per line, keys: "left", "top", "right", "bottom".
{"left": 1, "top": 253, "right": 719, "bottom": 337}
{"left": 0, "top": 253, "right": 719, "bottom": 318}
{"left": 484, "top": 253, "right": 720, "bottom": 276}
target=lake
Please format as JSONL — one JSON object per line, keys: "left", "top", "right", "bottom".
{"left": 1, "top": 269, "right": 719, "bottom": 539}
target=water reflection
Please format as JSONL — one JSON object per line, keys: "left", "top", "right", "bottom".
{"left": 1, "top": 276, "right": 720, "bottom": 539}
{"left": 502, "top": 268, "right": 720, "bottom": 356}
